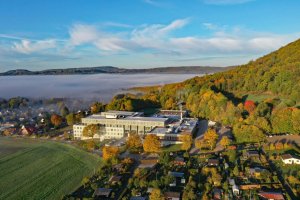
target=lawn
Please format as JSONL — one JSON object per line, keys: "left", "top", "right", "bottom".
{"left": 0, "top": 137, "right": 101, "bottom": 200}
{"left": 162, "top": 144, "right": 182, "bottom": 152}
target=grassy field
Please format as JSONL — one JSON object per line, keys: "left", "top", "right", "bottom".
{"left": 0, "top": 137, "right": 101, "bottom": 200}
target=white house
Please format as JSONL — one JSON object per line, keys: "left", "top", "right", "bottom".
{"left": 281, "top": 154, "right": 300, "bottom": 164}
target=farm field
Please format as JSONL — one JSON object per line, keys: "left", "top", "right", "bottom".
{"left": 0, "top": 137, "right": 101, "bottom": 200}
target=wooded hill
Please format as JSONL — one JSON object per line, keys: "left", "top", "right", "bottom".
{"left": 0, "top": 66, "right": 229, "bottom": 76}
{"left": 134, "top": 39, "right": 300, "bottom": 141}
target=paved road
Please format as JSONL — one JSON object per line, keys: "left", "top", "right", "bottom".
{"left": 214, "top": 126, "right": 232, "bottom": 152}
{"left": 189, "top": 120, "right": 208, "bottom": 154}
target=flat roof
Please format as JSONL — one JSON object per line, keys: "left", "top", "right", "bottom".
{"left": 149, "top": 118, "right": 198, "bottom": 134}
{"left": 124, "top": 116, "right": 168, "bottom": 122}
{"left": 103, "top": 110, "right": 139, "bottom": 115}
{"left": 84, "top": 115, "right": 168, "bottom": 122}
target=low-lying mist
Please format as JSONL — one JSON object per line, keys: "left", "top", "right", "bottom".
{"left": 0, "top": 74, "right": 200, "bottom": 103}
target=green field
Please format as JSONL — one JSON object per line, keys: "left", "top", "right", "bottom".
{"left": 0, "top": 137, "right": 101, "bottom": 200}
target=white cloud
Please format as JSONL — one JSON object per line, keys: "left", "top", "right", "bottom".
{"left": 69, "top": 24, "right": 99, "bottom": 45}
{"left": 12, "top": 39, "right": 57, "bottom": 54}
{"left": 203, "top": 0, "right": 255, "bottom": 5}
{"left": 142, "top": 0, "right": 169, "bottom": 8}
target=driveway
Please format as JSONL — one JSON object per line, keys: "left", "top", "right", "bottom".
{"left": 189, "top": 120, "right": 208, "bottom": 154}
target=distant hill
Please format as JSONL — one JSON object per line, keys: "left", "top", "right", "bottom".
{"left": 0, "top": 66, "right": 231, "bottom": 76}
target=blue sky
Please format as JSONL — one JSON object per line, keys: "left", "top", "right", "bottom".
{"left": 0, "top": 0, "right": 300, "bottom": 71}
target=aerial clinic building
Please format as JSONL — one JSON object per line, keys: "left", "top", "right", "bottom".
{"left": 73, "top": 110, "right": 168, "bottom": 140}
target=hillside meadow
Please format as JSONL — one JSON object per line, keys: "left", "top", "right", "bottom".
{"left": 0, "top": 137, "right": 101, "bottom": 200}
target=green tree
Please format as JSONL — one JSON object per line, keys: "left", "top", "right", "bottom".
{"left": 65, "top": 113, "right": 75, "bottom": 126}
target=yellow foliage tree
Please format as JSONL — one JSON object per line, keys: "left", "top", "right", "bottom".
{"left": 102, "top": 146, "right": 119, "bottom": 160}
{"left": 126, "top": 133, "right": 142, "bottom": 151}
{"left": 143, "top": 134, "right": 161, "bottom": 153}
{"left": 180, "top": 133, "right": 193, "bottom": 151}
{"left": 149, "top": 188, "right": 164, "bottom": 200}
{"left": 220, "top": 136, "right": 231, "bottom": 148}
{"left": 204, "top": 128, "right": 219, "bottom": 150}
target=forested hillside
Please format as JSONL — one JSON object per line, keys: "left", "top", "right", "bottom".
{"left": 138, "top": 39, "right": 300, "bottom": 141}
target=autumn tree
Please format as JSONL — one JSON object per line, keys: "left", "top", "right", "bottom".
{"left": 50, "top": 114, "right": 63, "bottom": 127}
{"left": 220, "top": 136, "right": 231, "bottom": 148}
{"left": 204, "top": 128, "right": 219, "bottom": 150}
{"left": 126, "top": 133, "right": 142, "bottom": 152}
{"left": 86, "top": 140, "right": 96, "bottom": 150}
{"left": 180, "top": 133, "right": 193, "bottom": 151}
{"left": 244, "top": 100, "right": 256, "bottom": 114}
{"left": 82, "top": 124, "right": 99, "bottom": 137}
{"left": 233, "top": 123, "right": 265, "bottom": 143}
{"left": 149, "top": 188, "right": 164, "bottom": 200}
{"left": 102, "top": 146, "right": 119, "bottom": 160}
{"left": 143, "top": 134, "right": 161, "bottom": 153}
{"left": 90, "top": 102, "right": 104, "bottom": 114}
{"left": 195, "top": 139, "right": 210, "bottom": 150}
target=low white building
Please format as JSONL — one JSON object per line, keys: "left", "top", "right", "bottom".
{"left": 281, "top": 154, "right": 300, "bottom": 164}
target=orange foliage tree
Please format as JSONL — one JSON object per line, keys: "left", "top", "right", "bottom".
{"left": 244, "top": 100, "right": 256, "bottom": 114}
{"left": 102, "top": 146, "right": 119, "bottom": 160}
{"left": 50, "top": 114, "right": 63, "bottom": 127}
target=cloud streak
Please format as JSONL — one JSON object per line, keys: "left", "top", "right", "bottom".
{"left": 203, "top": 0, "right": 255, "bottom": 5}
{"left": 12, "top": 39, "right": 57, "bottom": 54}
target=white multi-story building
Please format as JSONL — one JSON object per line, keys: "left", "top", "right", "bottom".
{"left": 73, "top": 110, "right": 198, "bottom": 145}
{"left": 73, "top": 110, "right": 168, "bottom": 140}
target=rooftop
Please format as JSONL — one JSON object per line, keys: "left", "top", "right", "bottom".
{"left": 94, "top": 188, "right": 112, "bottom": 197}
{"left": 281, "top": 153, "right": 300, "bottom": 160}
{"left": 84, "top": 113, "right": 168, "bottom": 123}
{"left": 258, "top": 191, "right": 285, "bottom": 200}
{"left": 149, "top": 118, "right": 197, "bottom": 135}
{"left": 169, "top": 171, "right": 184, "bottom": 178}
{"left": 164, "top": 192, "right": 181, "bottom": 198}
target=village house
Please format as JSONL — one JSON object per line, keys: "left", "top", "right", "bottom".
{"left": 168, "top": 171, "right": 185, "bottom": 186}
{"left": 138, "top": 154, "right": 158, "bottom": 169}
{"left": 21, "top": 125, "right": 37, "bottom": 135}
{"left": 94, "top": 188, "right": 112, "bottom": 198}
{"left": 212, "top": 188, "right": 223, "bottom": 200}
{"left": 245, "top": 150, "right": 260, "bottom": 159}
{"left": 108, "top": 175, "right": 122, "bottom": 185}
{"left": 229, "top": 179, "right": 239, "bottom": 195}
{"left": 207, "top": 158, "right": 219, "bottom": 167}
{"left": 249, "top": 167, "right": 269, "bottom": 178}
{"left": 258, "top": 191, "right": 285, "bottom": 200}
{"left": 281, "top": 153, "right": 300, "bottom": 164}
{"left": 164, "top": 192, "right": 181, "bottom": 200}
{"left": 130, "top": 197, "right": 146, "bottom": 200}
{"left": 172, "top": 156, "right": 185, "bottom": 166}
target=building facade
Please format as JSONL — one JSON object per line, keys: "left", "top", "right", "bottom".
{"left": 73, "top": 111, "right": 168, "bottom": 140}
